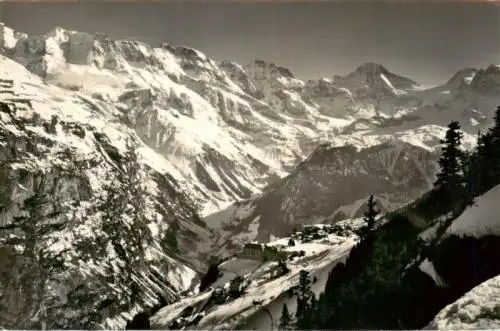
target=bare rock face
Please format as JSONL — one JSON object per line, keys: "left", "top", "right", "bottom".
{"left": 469, "top": 65, "right": 500, "bottom": 96}
{"left": 0, "top": 78, "right": 211, "bottom": 328}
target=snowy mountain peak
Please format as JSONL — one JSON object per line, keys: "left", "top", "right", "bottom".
{"left": 250, "top": 59, "right": 296, "bottom": 79}
{"left": 171, "top": 45, "right": 208, "bottom": 62}
{"left": 338, "top": 62, "right": 418, "bottom": 93}
{"left": 354, "top": 62, "right": 389, "bottom": 75}
{"left": 219, "top": 60, "right": 258, "bottom": 96}
{"left": 0, "top": 23, "right": 27, "bottom": 50}
{"left": 242, "top": 59, "right": 305, "bottom": 101}
{"left": 46, "top": 25, "right": 69, "bottom": 37}
{"left": 469, "top": 64, "right": 500, "bottom": 94}
{"left": 445, "top": 67, "right": 478, "bottom": 88}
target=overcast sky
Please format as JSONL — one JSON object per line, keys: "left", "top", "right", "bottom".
{"left": 1, "top": 1, "right": 500, "bottom": 85}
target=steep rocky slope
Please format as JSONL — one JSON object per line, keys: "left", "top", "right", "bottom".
{"left": 0, "top": 58, "right": 215, "bottom": 328}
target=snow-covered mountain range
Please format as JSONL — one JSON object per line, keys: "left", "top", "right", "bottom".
{"left": 0, "top": 22, "right": 500, "bottom": 328}
{"left": 1, "top": 23, "right": 498, "bottom": 216}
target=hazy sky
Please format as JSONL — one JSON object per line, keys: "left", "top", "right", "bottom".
{"left": 1, "top": 1, "right": 500, "bottom": 85}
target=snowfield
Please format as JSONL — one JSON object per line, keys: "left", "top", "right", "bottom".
{"left": 426, "top": 274, "right": 500, "bottom": 330}
{"left": 445, "top": 184, "right": 500, "bottom": 238}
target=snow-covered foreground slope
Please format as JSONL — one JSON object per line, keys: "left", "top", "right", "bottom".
{"left": 445, "top": 184, "right": 500, "bottom": 238}
{"left": 150, "top": 221, "right": 363, "bottom": 330}
{"left": 426, "top": 274, "right": 500, "bottom": 330}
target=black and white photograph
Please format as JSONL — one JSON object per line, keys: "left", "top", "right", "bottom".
{"left": 0, "top": 0, "right": 499, "bottom": 329}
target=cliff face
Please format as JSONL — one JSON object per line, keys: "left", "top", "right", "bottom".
{"left": 0, "top": 64, "right": 211, "bottom": 328}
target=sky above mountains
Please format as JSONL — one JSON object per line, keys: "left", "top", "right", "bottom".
{"left": 1, "top": 1, "right": 500, "bottom": 86}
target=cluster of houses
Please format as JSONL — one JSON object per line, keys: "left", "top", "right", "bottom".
{"left": 239, "top": 243, "right": 288, "bottom": 261}
{"left": 237, "top": 223, "right": 359, "bottom": 262}
{"left": 291, "top": 224, "right": 346, "bottom": 242}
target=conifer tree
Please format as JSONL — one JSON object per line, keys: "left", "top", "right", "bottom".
{"left": 489, "top": 105, "right": 500, "bottom": 177}
{"left": 229, "top": 276, "right": 245, "bottom": 299}
{"left": 295, "top": 270, "right": 313, "bottom": 329}
{"left": 314, "top": 292, "right": 329, "bottom": 329}
{"left": 308, "top": 294, "right": 319, "bottom": 328}
{"left": 278, "top": 259, "right": 290, "bottom": 276}
{"left": 490, "top": 105, "right": 500, "bottom": 140}
{"left": 460, "top": 149, "right": 475, "bottom": 206}
{"left": 278, "top": 304, "right": 293, "bottom": 330}
{"left": 434, "top": 121, "right": 465, "bottom": 212}
{"left": 473, "top": 107, "right": 500, "bottom": 194}
{"left": 199, "top": 260, "right": 220, "bottom": 292}
{"left": 471, "top": 129, "right": 483, "bottom": 183}
{"left": 365, "top": 195, "right": 379, "bottom": 230}
{"left": 360, "top": 195, "right": 379, "bottom": 239}
{"left": 474, "top": 131, "right": 492, "bottom": 193}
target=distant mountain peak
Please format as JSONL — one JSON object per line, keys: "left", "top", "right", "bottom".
{"left": 338, "top": 62, "right": 418, "bottom": 92}
{"left": 252, "top": 59, "right": 295, "bottom": 78}
{"left": 46, "top": 25, "right": 67, "bottom": 34}
{"left": 469, "top": 64, "right": 500, "bottom": 94}
{"left": 355, "top": 62, "right": 389, "bottom": 75}
{"left": 0, "top": 22, "right": 28, "bottom": 50}
{"left": 445, "top": 67, "right": 478, "bottom": 86}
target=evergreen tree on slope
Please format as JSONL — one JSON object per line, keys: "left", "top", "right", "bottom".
{"left": 279, "top": 304, "right": 293, "bottom": 330}
{"left": 295, "top": 270, "right": 313, "bottom": 329}
{"left": 471, "top": 106, "right": 500, "bottom": 195}
{"left": 490, "top": 105, "right": 500, "bottom": 140}
{"left": 489, "top": 105, "right": 500, "bottom": 176}
{"left": 360, "top": 195, "right": 379, "bottom": 239}
{"left": 434, "top": 121, "right": 465, "bottom": 214}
